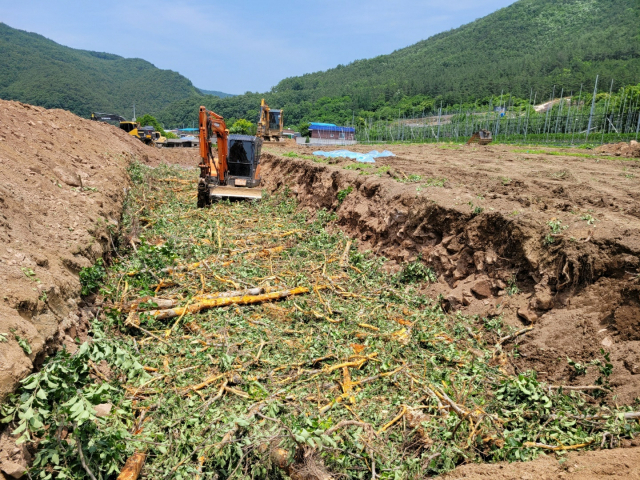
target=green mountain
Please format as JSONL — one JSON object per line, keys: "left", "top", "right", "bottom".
{"left": 197, "top": 88, "right": 234, "bottom": 98}
{"left": 0, "top": 22, "right": 204, "bottom": 118}
{"left": 157, "top": 0, "right": 640, "bottom": 128}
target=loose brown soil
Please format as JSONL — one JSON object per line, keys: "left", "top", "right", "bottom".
{"left": 262, "top": 142, "right": 640, "bottom": 404}
{"left": 596, "top": 140, "right": 640, "bottom": 158}
{"left": 443, "top": 442, "right": 640, "bottom": 479}
{"left": 0, "top": 100, "right": 196, "bottom": 404}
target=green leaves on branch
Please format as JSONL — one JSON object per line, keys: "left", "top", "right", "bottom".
{"left": 1, "top": 340, "right": 147, "bottom": 478}
{"left": 79, "top": 258, "right": 106, "bottom": 296}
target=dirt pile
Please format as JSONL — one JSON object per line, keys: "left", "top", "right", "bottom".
{"left": 260, "top": 144, "right": 640, "bottom": 403}
{"left": 444, "top": 442, "right": 640, "bottom": 479}
{"left": 0, "top": 100, "right": 176, "bottom": 403}
{"left": 596, "top": 140, "right": 640, "bottom": 157}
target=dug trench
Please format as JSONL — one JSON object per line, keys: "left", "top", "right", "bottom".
{"left": 259, "top": 151, "right": 640, "bottom": 402}
{"left": 1, "top": 100, "right": 640, "bottom": 479}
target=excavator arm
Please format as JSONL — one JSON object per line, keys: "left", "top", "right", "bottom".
{"left": 91, "top": 112, "right": 126, "bottom": 123}
{"left": 198, "top": 106, "right": 228, "bottom": 183}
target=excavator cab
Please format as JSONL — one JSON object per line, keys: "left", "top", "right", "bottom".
{"left": 226, "top": 134, "right": 262, "bottom": 187}
{"left": 119, "top": 121, "right": 138, "bottom": 134}
{"left": 138, "top": 126, "right": 155, "bottom": 145}
{"left": 268, "top": 110, "right": 281, "bottom": 131}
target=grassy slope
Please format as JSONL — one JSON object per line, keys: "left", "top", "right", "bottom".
{"left": 0, "top": 22, "right": 200, "bottom": 118}
{"left": 272, "top": 0, "right": 640, "bottom": 104}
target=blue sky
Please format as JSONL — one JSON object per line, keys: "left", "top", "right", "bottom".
{"left": 0, "top": 0, "right": 516, "bottom": 94}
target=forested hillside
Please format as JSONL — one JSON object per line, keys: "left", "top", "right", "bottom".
{"left": 197, "top": 88, "right": 234, "bottom": 98}
{"left": 157, "top": 0, "right": 640, "bottom": 128}
{"left": 0, "top": 23, "right": 202, "bottom": 118}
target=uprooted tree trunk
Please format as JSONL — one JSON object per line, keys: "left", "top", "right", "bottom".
{"left": 271, "top": 446, "right": 333, "bottom": 480}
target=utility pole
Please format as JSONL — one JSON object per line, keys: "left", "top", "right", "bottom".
{"left": 586, "top": 75, "right": 599, "bottom": 141}
{"left": 436, "top": 103, "right": 442, "bottom": 142}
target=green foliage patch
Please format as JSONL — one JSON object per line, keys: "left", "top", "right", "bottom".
{"left": 79, "top": 259, "right": 106, "bottom": 297}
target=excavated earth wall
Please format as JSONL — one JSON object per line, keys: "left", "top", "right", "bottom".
{"left": 260, "top": 153, "right": 640, "bottom": 404}
{"left": 0, "top": 101, "right": 201, "bottom": 479}
{"left": 0, "top": 100, "right": 175, "bottom": 403}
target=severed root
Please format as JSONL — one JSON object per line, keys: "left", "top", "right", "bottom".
{"left": 122, "top": 296, "right": 178, "bottom": 312}
{"left": 245, "top": 246, "right": 286, "bottom": 260}
{"left": 340, "top": 240, "right": 352, "bottom": 269}
{"left": 548, "top": 385, "right": 608, "bottom": 393}
{"left": 143, "top": 287, "right": 312, "bottom": 320}
{"left": 378, "top": 406, "right": 407, "bottom": 434}
{"left": 117, "top": 452, "right": 146, "bottom": 480}
{"left": 523, "top": 440, "right": 593, "bottom": 451}
{"left": 405, "top": 407, "right": 434, "bottom": 447}
{"left": 271, "top": 445, "right": 334, "bottom": 480}
{"left": 496, "top": 326, "right": 534, "bottom": 347}
{"left": 193, "top": 286, "right": 278, "bottom": 301}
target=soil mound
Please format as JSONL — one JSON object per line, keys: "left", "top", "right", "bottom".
{"left": 596, "top": 140, "right": 640, "bottom": 157}
{"left": 0, "top": 100, "right": 171, "bottom": 401}
{"left": 261, "top": 148, "right": 640, "bottom": 403}
{"left": 444, "top": 442, "right": 640, "bottom": 479}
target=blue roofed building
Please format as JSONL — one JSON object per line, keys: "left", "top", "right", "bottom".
{"left": 309, "top": 123, "right": 355, "bottom": 141}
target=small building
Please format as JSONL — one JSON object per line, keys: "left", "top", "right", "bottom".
{"left": 309, "top": 123, "right": 355, "bottom": 141}
{"left": 281, "top": 128, "right": 299, "bottom": 139}
{"left": 178, "top": 127, "right": 199, "bottom": 137}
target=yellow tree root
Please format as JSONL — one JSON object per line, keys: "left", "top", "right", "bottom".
{"left": 193, "top": 286, "right": 278, "bottom": 302}
{"left": 378, "top": 406, "right": 408, "bottom": 434}
{"left": 145, "top": 286, "right": 311, "bottom": 320}
{"left": 117, "top": 452, "right": 146, "bottom": 480}
{"left": 523, "top": 441, "right": 593, "bottom": 451}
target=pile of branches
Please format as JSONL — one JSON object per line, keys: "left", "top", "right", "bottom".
{"left": 3, "top": 163, "right": 639, "bottom": 479}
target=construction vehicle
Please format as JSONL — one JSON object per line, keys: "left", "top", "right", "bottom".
{"left": 151, "top": 131, "right": 167, "bottom": 147}
{"left": 91, "top": 112, "right": 126, "bottom": 123}
{"left": 466, "top": 129, "right": 493, "bottom": 145}
{"left": 197, "top": 106, "right": 263, "bottom": 206}
{"left": 256, "top": 99, "right": 283, "bottom": 142}
{"left": 91, "top": 112, "right": 164, "bottom": 146}
{"left": 91, "top": 113, "right": 140, "bottom": 138}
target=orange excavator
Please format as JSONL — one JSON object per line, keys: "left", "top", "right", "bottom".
{"left": 197, "top": 106, "right": 263, "bottom": 207}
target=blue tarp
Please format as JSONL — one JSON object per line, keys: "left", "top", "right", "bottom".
{"left": 312, "top": 149, "right": 395, "bottom": 164}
